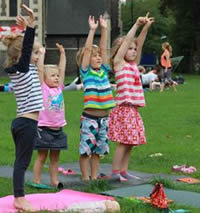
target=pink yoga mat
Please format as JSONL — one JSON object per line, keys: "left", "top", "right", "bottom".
{"left": 0, "top": 189, "right": 114, "bottom": 212}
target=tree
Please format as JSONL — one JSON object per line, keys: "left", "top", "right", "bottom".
{"left": 160, "top": 0, "right": 200, "bottom": 73}
{"left": 121, "top": 0, "right": 175, "bottom": 66}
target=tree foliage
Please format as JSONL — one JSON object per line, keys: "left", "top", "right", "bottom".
{"left": 121, "top": 0, "right": 175, "bottom": 62}
{"left": 160, "top": 0, "right": 200, "bottom": 73}
{"left": 121, "top": 0, "right": 200, "bottom": 73}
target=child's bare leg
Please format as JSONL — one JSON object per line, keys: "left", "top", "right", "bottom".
{"left": 160, "top": 83, "right": 165, "bottom": 92}
{"left": 149, "top": 82, "right": 153, "bottom": 91}
{"left": 14, "top": 197, "right": 36, "bottom": 212}
{"left": 112, "top": 143, "right": 127, "bottom": 172}
{"left": 172, "top": 82, "right": 177, "bottom": 92}
{"left": 49, "top": 150, "right": 60, "bottom": 186}
{"left": 79, "top": 154, "right": 90, "bottom": 180}
{"left": 111, "top": 144, "right": 129, "bottom": 181}
{"left": 119, "top": 145, "right": 140, "bottom": 179}
{"left": 120, "top": 145, "right": 132, "bottom": 172}
{"left": 90, "top": 154, "right": 99, "bottom": 180}
{"left": 33, "top": 150, "right": 48, "bottom": 184}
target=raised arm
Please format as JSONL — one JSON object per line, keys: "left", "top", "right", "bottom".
{"left": 113, "top": 16, "right": 146, "bottom": 69}
{"left": 56, "top": 43, "right": 66, "bottom": 84}
{"left": 99, "top": 15, "right": 108, "bottom": 64}
{"left": 5, "top": 4, "right": 35, "bottom": 73}
{"left": 37, "top": 47, "right": 45, "bottom": 84}
{"left": 135, "top": 13, "right": 154, "bottom": 65}
{"left": 17, "top": 4, "right": 35, "bottom": 28}
{"left": 81, "top": 16, "right": 98, "bottom": 70}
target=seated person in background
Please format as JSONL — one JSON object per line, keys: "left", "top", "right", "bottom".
{"left": 140, "top": 65, "right": 161, "bottom": 90}
{"left": 0, "top": 82, "right": 14, "bottom": 92}
{"left": 150, "top": 73, "right": 161, "bottom": 91}
{"left": 64, "top": 75, "right": 83, "bottom": 91}
{"left": 148, "top": 64, "right": 161, "bottom": 74}
{"left": 141, "top": 72, "right": 158, "bottom": 89}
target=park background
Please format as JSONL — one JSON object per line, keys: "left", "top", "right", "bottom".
{"left": 0, "top": 0, "right": 200, "bottom": 212}
{"left": 0, "top": 0, "right": 200, "bottom": 75}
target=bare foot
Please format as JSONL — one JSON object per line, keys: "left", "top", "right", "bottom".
{"left": 14, "top": 197, "right": 36, "bottom": 212}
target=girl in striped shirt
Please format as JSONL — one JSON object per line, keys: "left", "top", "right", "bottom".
{"left": 108, "top": 14, "right": 154, "bottom": 181}
{"left": 76, "top": 15, "right": 115, "bottom": 181}
{"left": 3, "top": 4, "right": 42, "bottom": 212}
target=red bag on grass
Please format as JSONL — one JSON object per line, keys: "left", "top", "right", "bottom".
{"left": 150, "top": 183, "right": 168, "bottom": 209}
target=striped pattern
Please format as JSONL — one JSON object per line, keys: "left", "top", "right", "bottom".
{"left": 80, "top": 64, "right": 115, "bottom": 109}
{"left": 9, "top": 64, "right": 43, "bottom": 115}
{"left": 115, "top": 62, "right": 145, "bottom": 107}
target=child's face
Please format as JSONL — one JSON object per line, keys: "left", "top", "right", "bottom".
{"left": 90, "top": 52, "right": 102, "bottom": 70}
{"left": 45, "top": 68, "right": 59, "bottom": 88}
{"left": 30, "top": 48, "right": 40, "bottom": 64}
{"left": 124, "top": 42, "right": 137, "bottom": 62}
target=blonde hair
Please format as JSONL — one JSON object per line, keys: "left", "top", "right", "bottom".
{"left": 33, "top": 40, "right": 42, "bottom": 52}
{"left": 44, "top": 64, "right": 58, "bottom": 74}
{"left": 110, "top": 36, "right": 137, "bottom": 70}
{"left": 2, "top": 33, "right": 41, "bottom": 67}
{"left": 2, "top": 34, "right": 24, "bottom": 67}
{"left": 162, "top": 42, "right": 172, "bottom": 56}
{"left": 76, "top": 44, "right": 101, "bottom": 68}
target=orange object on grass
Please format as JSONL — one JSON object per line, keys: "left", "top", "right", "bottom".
{"left": 177, "top": 177, "right": 200, "bottom": 184}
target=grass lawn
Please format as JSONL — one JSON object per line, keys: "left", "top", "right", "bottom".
{"left": 0, "top": 74, "right": 200, "bottom": 212}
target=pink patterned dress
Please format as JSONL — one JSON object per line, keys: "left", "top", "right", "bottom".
{"left": 108, "top": 61, "right": 146, "bottom": 145}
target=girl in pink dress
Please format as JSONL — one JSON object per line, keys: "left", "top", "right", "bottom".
{"left": 108, "top": 13, "right": 154, "bottom": 181}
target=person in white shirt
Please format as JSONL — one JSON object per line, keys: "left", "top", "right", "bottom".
{"left": 140, "top": 65, "right": 161, "bottom": 91}
{"left": 141, "top": 72, "right": 158, "bottom": 86}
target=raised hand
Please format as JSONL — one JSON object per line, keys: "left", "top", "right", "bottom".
{"left": 146, "top": 18, "right": 155, "bottom": 28}
{"left": 56, "top": 43, "right": 65, "bottom": 54}
{"left": 136, "top": 17, "right": 146, "bottom": 26}
{"left": 136, "top": 12, "right": 152, "bottom": 27}
{"left": 16, "top": 15, "right": 27, "bottom": 29}
{"left": 99, "top": 15, "right": 107, "bottom": 29}
{"left": 88, "top": 16, "right": 98, "bottom": 30}
{"left": 21, "top": 4, "right": 35, "bottom": 27}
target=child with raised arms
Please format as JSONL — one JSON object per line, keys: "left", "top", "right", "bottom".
{"left": 76, "top": 15, "right": 115, "bottom": 180}
{"left": 108, "top": 13, "right": 154, "bottom": 181}
{"left": 33, "top": 43, "right": 67, "bottom": 189}
{"left": 2, "top": 4, "right": 43, "bottom": 212}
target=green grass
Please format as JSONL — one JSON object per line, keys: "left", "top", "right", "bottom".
{"left": 151, "top": 177, "right": 200, "bottom": 193}
{"left": 0, "top": 177, "right": 200, "bottom": 213}
{"left": 0, "top": 74, "right": 200, "bottom": 212}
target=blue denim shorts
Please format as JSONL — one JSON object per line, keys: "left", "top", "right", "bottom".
{"left": 79, "top": 112, "right": 109, "bottom": 156}
{"left": 35, "top": 127, "right": 67, "bottom": 150}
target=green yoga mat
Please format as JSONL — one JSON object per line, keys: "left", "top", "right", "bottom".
{"left": 26, "top": 182, "right": 55, "bottom": 189}
{"left": 103, "top": 184, "right": 200, "bottom": 208}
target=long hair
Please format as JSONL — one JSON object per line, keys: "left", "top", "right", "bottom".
{"left": 2, "top": 34, "right": 24, "bottom": 67}
{"left": 2, "top": 34, "right": 41, "bottom": 68}
{"left": 110, "top": 36, "right": 137, "bottom": 71}
{"left": 162, "top": 42, "right": 172, "bottom": 57}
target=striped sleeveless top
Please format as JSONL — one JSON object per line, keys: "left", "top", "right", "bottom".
{"left": 80, "top": 64, "right": 116, "bottom": 110}
{"left": 115, "top": 62, "right": 145, "bottom": 107}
